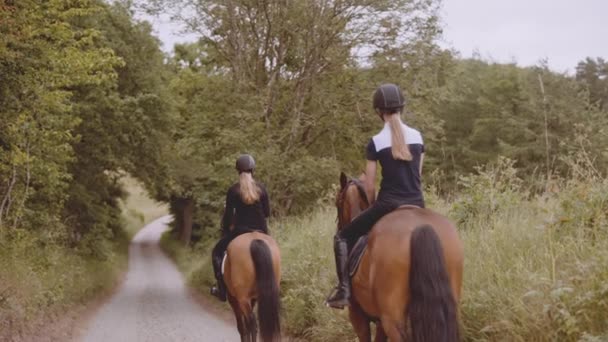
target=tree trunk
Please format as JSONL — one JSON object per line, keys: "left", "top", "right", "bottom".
{"left": 180, "top": 198, "right": 194, "bottom": 245}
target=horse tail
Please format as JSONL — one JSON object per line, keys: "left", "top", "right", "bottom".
{"left": 408, "top": 225, "right": 460, "bottom": 342}
{"left": 250, "top": 239, "right": 281, "bottom": 342}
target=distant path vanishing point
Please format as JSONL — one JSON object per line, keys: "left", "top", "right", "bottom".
{"left": 80, "top": 215, "right": 239, "bottom": 342}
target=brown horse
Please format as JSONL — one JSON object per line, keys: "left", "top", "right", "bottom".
{"left": 336, "top": 172, "right": 464, "bottom": 342}
{"left": 223, "top": 232, "right": 282, "bottom": 342}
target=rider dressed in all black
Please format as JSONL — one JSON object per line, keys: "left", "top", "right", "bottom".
{"left": 210, "top": 154, "right": 270, "bottom": 301}
{"left": 326, "top": 83, "right": 425, "bottom": 309}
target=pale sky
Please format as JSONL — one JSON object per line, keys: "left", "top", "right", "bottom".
{"left": 141, "top": 0, "right": 608, "bottom": 73}
{"left": 439, "top": 0, "right": 608, "bottom": 72}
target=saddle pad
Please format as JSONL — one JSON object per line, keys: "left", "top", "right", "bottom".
{"left": 348, "top": 235, "right": 369, "bottom": 277}
{"left": 221, "top": 252, "right": 227, "bottom": 275}
{"left": 396, "top": 204, "right": 420, "bottom": 210}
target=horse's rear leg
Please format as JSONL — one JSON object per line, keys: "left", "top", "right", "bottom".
{"left": 228, "top": 296, "right": 248, "bottom": 341}
{"left": 349, "top": 302, "right": 371, "bottom": 342}
{"left": 240, "top": 302, "right": 256, "bottom": 342}
{"left": 374, "top": 322, "right": 387, "bottom": 342}
{"left": 248, "top": 310, "right": 257, "bottom": 342}
{"left": 230, "top": 296, "right": 255, "bottom": 342}
{"left": 380, "top": 317, "right": 407, "bottom": 342}
{"left": 376, "top": 278, "right": 408, "bottom": 341}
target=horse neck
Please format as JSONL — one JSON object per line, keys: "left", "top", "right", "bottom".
{"left": 345, "top": 185, "right": 366, "bottom": 220}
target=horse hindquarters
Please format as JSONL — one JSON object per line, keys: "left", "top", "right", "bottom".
{"left": 250, "top": 239, "right": 281, "bottom": 342}
{"left": 407, "top": 225, "right": 459, "bottom": 342}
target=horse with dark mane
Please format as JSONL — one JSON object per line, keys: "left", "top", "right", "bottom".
{"left": 336, "top": 172, "right": 463, "bottom": 342}
{"left": 223, "top": 232, "right": 281, "bottom": 342}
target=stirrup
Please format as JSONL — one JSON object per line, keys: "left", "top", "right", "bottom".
{"left": 325, "top": 287, "right": 349, "bottom": 309}
{"left": 210, "top": 286, "right": 226, "bottom": 302}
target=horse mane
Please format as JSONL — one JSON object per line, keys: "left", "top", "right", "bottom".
{"left": 350, "top": 178, "right": 369, "bottom": 206}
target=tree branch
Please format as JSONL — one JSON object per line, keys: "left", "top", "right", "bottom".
{"left": 0, "top": 165, "right": 17, "bottom": 228}
{"left": 12, "top": 140, "right": 31, "bottom": 229}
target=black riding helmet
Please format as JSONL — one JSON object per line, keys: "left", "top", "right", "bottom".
{"left": 235, "top": 154, "right": 256, "bottom": 173}
{"left": 373, "top": 83, "right": 406, "bottom": 114}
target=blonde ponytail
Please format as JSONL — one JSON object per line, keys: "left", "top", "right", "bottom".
{"left": 386, "top": 113, "right": 412, "bottom": 161}
{"left": 239, "top": 172, "right": 261, "bottom": 204}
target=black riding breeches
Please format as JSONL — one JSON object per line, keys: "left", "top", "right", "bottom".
{"left": 337, "top": 201, "right": 399, "bottom": 244}
{"left": 211, "top": 236, "right": 231, "bottom": 277}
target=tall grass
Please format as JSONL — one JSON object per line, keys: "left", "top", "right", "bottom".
{"left": 0, "top": 233, "right": 128, "bottom": 340}
{"left": 0, "top": 175, "right": 167, "bottom": 340}
{"left": 163, "top": 156, "right": 608, "bottom": 341}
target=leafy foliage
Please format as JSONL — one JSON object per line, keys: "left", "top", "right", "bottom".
{"left": 0, "top": 0, "right": 170, "bottom": 249}
{"left": 450, "top": 157, "right": 525, "bottom": 227}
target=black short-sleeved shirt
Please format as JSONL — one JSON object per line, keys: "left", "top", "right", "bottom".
{"left": 366, "top": 123, "right": 425, "bottom": 207}
{"left": 221, "top": 182, "right": 270, "bottom": 234}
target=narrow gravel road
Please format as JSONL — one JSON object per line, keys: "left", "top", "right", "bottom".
{"left": 80, "top": 216, "right": 240, "bottom": 342}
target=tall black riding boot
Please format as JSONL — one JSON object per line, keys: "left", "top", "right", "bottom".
{"left": 325, "top": 236, "right": 351, "bottom": 309}
{"left": 210, "top": 250, "right": 227, "bottom": 302}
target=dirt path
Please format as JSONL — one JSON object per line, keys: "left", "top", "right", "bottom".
{"left": 79, "top": 216, "right": 240, "bottom": 342}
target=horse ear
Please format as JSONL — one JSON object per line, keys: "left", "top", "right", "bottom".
{"left": 340, "top": 172, "right": 348, "bottom": 189}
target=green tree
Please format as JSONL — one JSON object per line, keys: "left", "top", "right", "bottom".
{"left": 576, "top": 57, "right": 608, "bottom": 111}
{"left": 144, "top": 0, "right": 445, "bottom": 237}
{"left": 0, "top": 0, "right": 121, "bottom": 233}
{"left": 61, "top": 0, "right": 173, "bottom": 253}
{"left": 429, "top": 58, "right": 607, "bottom": 190}
{"left": 1, "top": 0, "right": 172, "bottom": 257}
